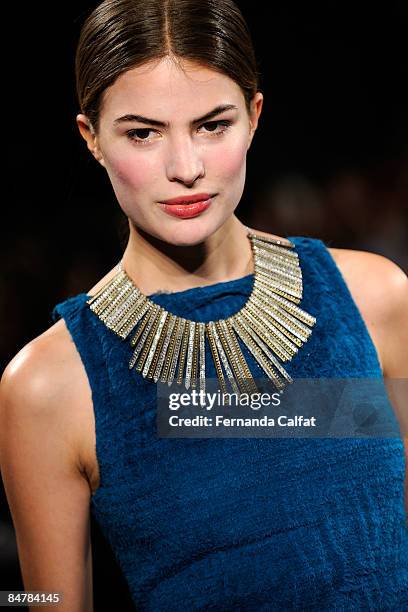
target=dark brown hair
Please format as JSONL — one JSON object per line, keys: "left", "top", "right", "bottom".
{"left": 75, "top": 0, "right": 261, "bottom": 131}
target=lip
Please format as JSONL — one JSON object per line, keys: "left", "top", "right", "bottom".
{"left": 158, "top": 196, "right": 214, "bottom": 218}
{"left": 159, "top": 193, "right": 214, "bottom": 205}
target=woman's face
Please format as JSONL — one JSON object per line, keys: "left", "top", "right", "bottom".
{"left": 77, "top": 57, "right": 263, "bottom": 246}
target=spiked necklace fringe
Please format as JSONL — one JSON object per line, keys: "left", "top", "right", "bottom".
{"left": 86, "top": 230, "right": 316, "bottom": 396}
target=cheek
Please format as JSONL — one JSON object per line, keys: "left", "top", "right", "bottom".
{"left": 212, "top": 136, "right": 248, "bottom": 178}
{"left": 105, "top": 151, "right": 157, "bottom": 190}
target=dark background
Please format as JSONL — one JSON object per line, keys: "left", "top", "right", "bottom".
{"left": 1, "top": 1, "right": 407, "bottom": 609}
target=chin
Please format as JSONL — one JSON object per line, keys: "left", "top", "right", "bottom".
{"left": 137, "top": 210, "right": 214, "bottom": 246}
{"left": 162, "top": 224, "right": 213, "bottom": 246}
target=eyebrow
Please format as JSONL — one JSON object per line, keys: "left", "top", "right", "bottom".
{"left": 113, "top": 104, "right": 238, "bottom": 127}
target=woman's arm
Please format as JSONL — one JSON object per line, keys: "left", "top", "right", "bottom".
{"left": 0, "top": 336, "right": 93, "bottom": 612}
{"left": 330, "top": 248, "right": 408, "bottom": 514}
{"left": 379, "top": 255, "right": 408, "bottom": 516}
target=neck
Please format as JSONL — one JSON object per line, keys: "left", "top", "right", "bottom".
{"left": 121, "top": 215, "right": 253, "bottom": 295}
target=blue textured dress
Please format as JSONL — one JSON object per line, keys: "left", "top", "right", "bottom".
{"left": 51, "top": 237, "right": 408, "bottom": 611}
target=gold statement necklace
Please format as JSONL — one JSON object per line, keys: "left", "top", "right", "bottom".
{"left": 86, "top": 229, "right": 316, "bottom": 396}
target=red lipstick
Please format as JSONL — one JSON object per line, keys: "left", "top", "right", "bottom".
{"left": 159, "top": 193, "right": 212, "bottom": 205}
{"left": 157, "top": 193, "right": 215, "bottom": 219}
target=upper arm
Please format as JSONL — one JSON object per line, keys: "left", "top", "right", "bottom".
{"left": 0, "top": 337, "right": 93, "bottom": 612}
{"left": 377, "top": 257, "right": 408, "bottom": 513}
{"left": 330, "top": 247, "right": 408, "bottom": 512}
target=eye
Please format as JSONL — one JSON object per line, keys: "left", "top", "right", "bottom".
{"left": 199, "top": 120, "right": 232, "bottom": 135}
{"left": 126, "top": 128, "right": 158, "bottom": 144}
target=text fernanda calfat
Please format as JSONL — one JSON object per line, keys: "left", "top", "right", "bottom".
{"left": 168, "top": 415, "right": 317, "bottom": 427}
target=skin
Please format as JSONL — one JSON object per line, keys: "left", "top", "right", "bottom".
{"left": 77, "top": 56, "right": 264, "bottom": 295}
{"left": 0, "top": 57, "right": 407, "bottom": 610}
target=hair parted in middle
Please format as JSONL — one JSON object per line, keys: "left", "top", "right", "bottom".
{"left": 75, "top": 0, "right": 261, "bottom": 130}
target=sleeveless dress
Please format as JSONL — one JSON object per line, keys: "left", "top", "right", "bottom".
{"left": 51, "top": 237, "right": 408, "bottom": 611}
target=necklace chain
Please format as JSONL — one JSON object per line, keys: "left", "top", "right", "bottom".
{"left": 86, "top": 230, "right": 316, "bottom": 395}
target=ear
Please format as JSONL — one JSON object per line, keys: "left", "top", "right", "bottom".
{"left": 247, "top": 92, "right": 264, "bottom": 150}
{"left": 76, "top": 114, "right": 106, "bottom": 167}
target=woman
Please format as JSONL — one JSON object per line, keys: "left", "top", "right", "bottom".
{"left": 0, "top": 0, "right": 407, "bottom": 610}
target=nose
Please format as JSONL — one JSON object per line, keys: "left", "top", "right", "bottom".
{"left": 165, "top": 134, "right": 205, "bottom": 185}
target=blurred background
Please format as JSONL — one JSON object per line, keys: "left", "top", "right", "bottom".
{"left": 1, "top": 0, "right": 407, "bottom": 609}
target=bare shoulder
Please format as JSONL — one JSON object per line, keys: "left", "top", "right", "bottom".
{"left": 328, "top": 247, "right": 408, "bottom": 376}
{"left": 1, "top": 255, "right": 121, "bottom": 397}
{"left": 327, "top": 247, "right": 407, "bottom": 320}
{"left": 1, "top": 320, "right": 80, "bottom": 413}
{"left": 0, "top": 318, "right": 96, "bottom": 492}
{"left": 328, "top": 246, "right": 407, "bottom": 281}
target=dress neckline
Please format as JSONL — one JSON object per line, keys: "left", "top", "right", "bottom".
{"left": 84, "top": 271, "right": 255, "bottom": 301}
{"left": 146, "top": 271, "right": 255, "bottom": 299}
